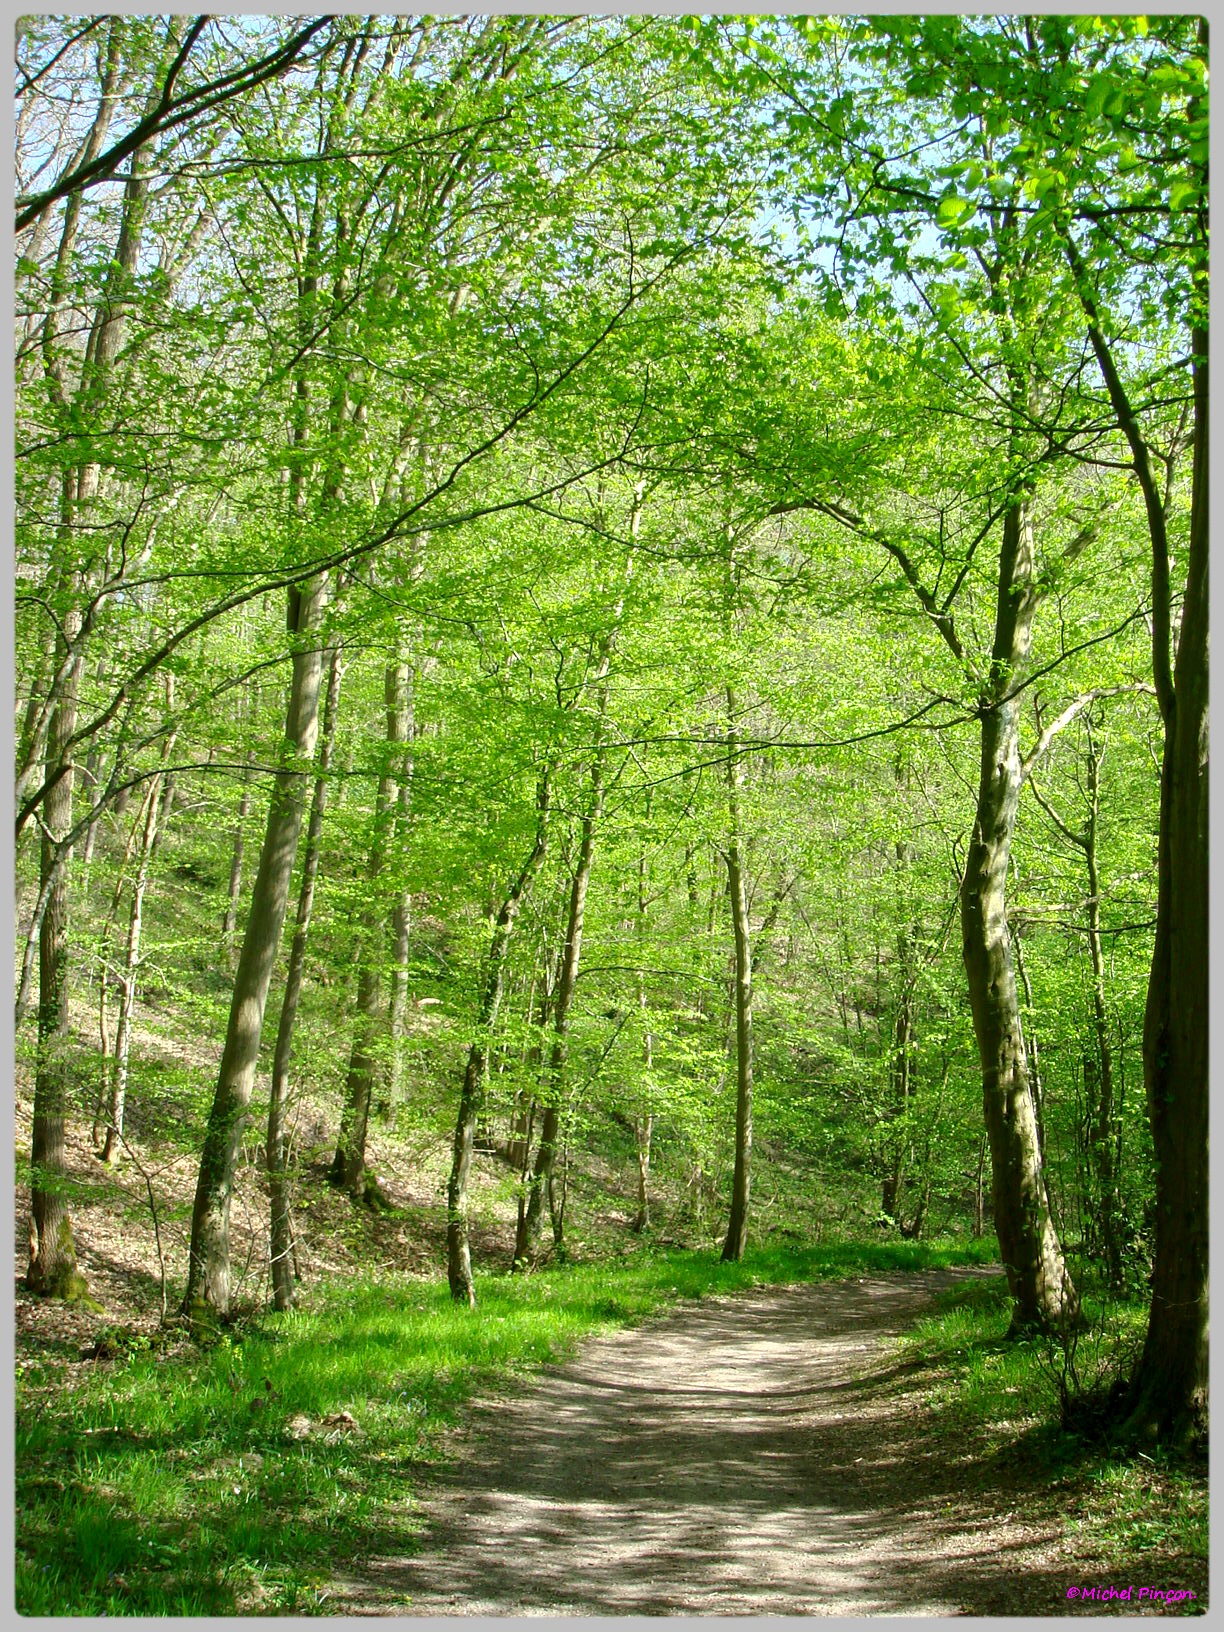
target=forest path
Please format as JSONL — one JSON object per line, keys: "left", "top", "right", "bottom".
{"left": 334, "top": 1266, "right": 1075, "bottom": 1617}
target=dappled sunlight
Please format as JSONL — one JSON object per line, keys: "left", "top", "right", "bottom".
{"left": 333, "top": 1268, "right": 1094, "bottom": 1616}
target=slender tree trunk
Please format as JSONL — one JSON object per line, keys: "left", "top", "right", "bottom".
{"left": 380, "top": 654, "right": 415, "bottom": 1123}
{"left": 721, "top": 685, "right": 754, "bottom": 1264}
{"left": 447, "top": 766, "right": 552, "bottom": 1305}
{"left": 1078, "top": 734, "right": 1125, "bottom": 1287}
{"left": 512, "top": 508, "right": 636, "bottom": 1267}
{"left": 222, "top": 774, "right": 252, "bottom": 945}
{"left": 26, "top": 593, "right": 88, "bottom": 1300}
{"left": 101, "top": 723, "right": 176, "bottom": 1165}
{"left": 331, "top": 654, "right": 408, "bottom": 1191}
{"left": 882, "top": 969, "right": 912, "bottom": 1225}
{"left": 960, "top": 498, "right": 1078, "bottom": 1333}
{"left": 267, "top": 643, "right": 342, "bottom": 1310}
{"left": 973, "top": 1131, "right": 987, "bottom": 1238}
{"left": 513, "top": 773, "right": 604, "bottom": 1268}
{"left": 182, "top": 574, "right": 329, "bottom": 1317}
{"left": 632, "top": 844, "right": 652, "bottom": 1233}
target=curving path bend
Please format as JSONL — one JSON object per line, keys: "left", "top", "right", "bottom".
{"left": 334, "top": 1266, "right": 1077, "bottom": 1617}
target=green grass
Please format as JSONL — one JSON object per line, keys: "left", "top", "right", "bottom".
{"left": 16, "top": 1235, "right": 993, "bottom": 1616}
{"left": 889, "top": 1275, "right": 1208, "bottom": 1605}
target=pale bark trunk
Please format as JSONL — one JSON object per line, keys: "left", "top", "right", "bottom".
{"left": 267, "top": 642, "right": 342, "bottom": 1310}
{"left": 183, "top": 575, "right": 329, "bottom": 1316}
{"left": 960, "top": 499, "right": 1078, "bottom": 1332}
{"left": 721, "top": 685, "right": 754, "bottom": 1263}
{"left": 632, "top": 1116, "right": 652, "bottom": 1234}
{"left": 447, "top": 767, "right": 552, "bottom": 1305}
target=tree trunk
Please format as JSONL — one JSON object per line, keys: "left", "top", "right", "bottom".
{"left": 267, "top": 642, "right": 342, "bottom": 1310}
{"left": 100, "top": 738, "right": 175, "bottom": 1165}
{"left": 221, "top": 775, "right": 252, "bottom": 944}
{"left": 631, "top": 844, "right": 653, "bottom": 1233}
{"left": 632, "top": 1115, "right": 652, "bottom": 1234}
{"left": 960, "top": 498, "right": 1078, "bottom": 1333}
{"left": 882, "top": 976, "right": 912, "bottom": 1224}
{"left": 447, "top": 766, "right": 552, "bottom": 1305}
{"left": 1079, "top": 732, "right": 1126, "bottom": 1287}
{"left": 380, "top": 655, "right": 415, "bottom": 1123}
{"left": 26, "top": 596, "right": 88, "bottom": 1300}
{"left": 973, "top": 1131, "right": 987, "bottom": 1239}
{"left": 513, "top": 781, "right": 603, "bottom": 1268}
{"left": 721, "top": 684, "right": 754, "bottom": 1263}
{"left": 1124, "top": 313, "right": 1209, "bottom": 1443}
{"left": 331, "top": 654, "right": 408, "bottom": 1190}
{"left": 182, "top": 574, "right": 329, "bottom": 1317}
{"left": 1010, "top": 923, "right": 1046, "bottom": 1164}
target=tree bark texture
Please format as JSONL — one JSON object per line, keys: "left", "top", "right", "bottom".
{"left": 182, "top": 575, "right": 329, "bottom": 1316}
{"left": 959, "top": 499, "right": 1078, "bottom": 1332}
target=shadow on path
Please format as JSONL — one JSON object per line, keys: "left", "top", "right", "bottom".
{"left": 334, "top": 1267, "right": 1090, "bottom": 1616}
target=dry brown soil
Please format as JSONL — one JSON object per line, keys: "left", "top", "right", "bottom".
{"left": 331, "top": 1266, "right": 1150, "bottom": 1618}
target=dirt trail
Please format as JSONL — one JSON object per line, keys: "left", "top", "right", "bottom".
{"left": 334, "top": 1266, "right": 1089, "bottom": 1617}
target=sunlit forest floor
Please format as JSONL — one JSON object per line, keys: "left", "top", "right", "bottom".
{"left": 15, "top": 1050, "right": 1207, "bottom": 1617}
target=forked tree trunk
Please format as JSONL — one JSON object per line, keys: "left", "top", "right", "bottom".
{"left": 182, "top": 575, "right": 329, "bottom": 1317}
{"left": 960, "top": 499, "right": 1078, "bottom": 1333}
{"left": 447, "top": 767, "right": 552, "bottom": 1305}
{"left": 721, "top": 685, "right": 754, "bottom": 1263}
{"left": 267, "top": 642, "right": 342, "bottom": 1310}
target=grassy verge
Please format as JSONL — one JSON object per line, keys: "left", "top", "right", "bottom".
{"left": 890, "top": 1275, "right": 1208, "bottom": 1613}
{"left": 16, "top": 1235, "right": 993, "bottom": 1615}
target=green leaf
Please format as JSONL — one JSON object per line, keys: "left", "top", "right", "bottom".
{"left": 935, "top": 195, "right": 977, "bottom": 230}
